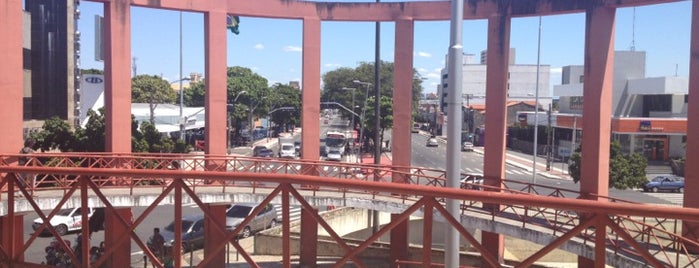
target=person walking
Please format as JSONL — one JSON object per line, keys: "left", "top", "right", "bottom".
{"left": 18, "top": 138, "right": 35, "bottom": 196}
{"left": 147, "top": 228, "right": 165, "bottom": 264}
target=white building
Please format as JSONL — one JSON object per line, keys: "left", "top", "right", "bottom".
{"left": 438, "top": 48, "right": 551, "bottom": 113}
{"left": 79, "top": 74, "right": 206, "bottom": 135}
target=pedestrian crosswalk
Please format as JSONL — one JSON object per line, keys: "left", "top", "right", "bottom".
{"left": 461, "top": 167, "right": 530, "bottom": 176}
{"left": 642, "top": 192, "right": 684, "bottom": 206}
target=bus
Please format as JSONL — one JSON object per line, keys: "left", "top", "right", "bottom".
{"left": 325, "top": 131, "right": 348, "bottom": 155}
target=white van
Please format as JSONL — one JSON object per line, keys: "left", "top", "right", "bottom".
{"left": 279, "top": 143, "right": 296, "bottom": 158}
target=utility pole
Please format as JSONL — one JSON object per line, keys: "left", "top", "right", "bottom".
{"left": 546, "top": 103, "right": 553, "bottom": 171}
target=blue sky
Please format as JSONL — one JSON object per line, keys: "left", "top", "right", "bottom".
{"left": 77, "top": 1, "right": 691, "bottom": 94}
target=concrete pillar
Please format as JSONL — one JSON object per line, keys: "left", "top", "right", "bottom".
{"left": 104, "top": 208, "right": 132, "bottom": 268}
{"left": 0, "top": 0, "right": 23, "bottom": 154}
{"left": 204, "top": 204, "right": 227, "bottom": 265}
{"left": 392, "top": 18, "right": 415, "bottom": 183}
{"left": 579, "top": 5, "right": 616, "bottom": 268}
{"left": 301, "top": 17, "right": 321, "bottom": 163}
{"left": 0, "top": 214, "right": 23, "bottom": 263}
{"left": 683, "top": 0, "right": 699, "bottom": 252}
{"left": 299, "top": 207, "right": 318, "bottom": 266}
{"left": 104, "top": 0, "right": 132, "bottom": 153}
{"left": 482, "top": 14, "right": 511, "bottom": 264}
{"left": 204, "top": 8, "right": 228, "bottom": 157}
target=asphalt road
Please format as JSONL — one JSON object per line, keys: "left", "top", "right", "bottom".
{"left": 409, "top": 132, "right": 675, "bottom": 205}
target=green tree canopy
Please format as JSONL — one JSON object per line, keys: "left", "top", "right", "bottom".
{"left": 568, "top": 140, "right": 648, "bottom": 190}
{"left": 30, "top": 108, "right": 189, "bottom": 153}
{"left": 268, "top": 83, "right": 301, "bottom": 131}
{"left": 131, "top": 75, "right": 176, "bottom": 104}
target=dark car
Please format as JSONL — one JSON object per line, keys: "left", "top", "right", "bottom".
{"left": 226, "top": 203, "right": 278, "bottom": 238}
{"left": 643, "top": 176, "right": 685, "bottom": 193}
{"left": 257, "top": 148, "right": 274, "bottom": 158}
{"left": 294, "top": 141, "right": 301, "bottom": 155}
{"left": 252, "top": 146, "right": 268, "bottom": 157}
{"left": 159, "top": 214, "right": 205, "bottom": 252}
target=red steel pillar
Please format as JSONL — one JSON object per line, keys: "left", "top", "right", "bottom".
{"left": 104, "top": 208, "right": 132, "bottom": 268}
{"left": 0, "top": 0, "right": 24, "bottom": 154}
{"left": 390, "top": 20, "right": 412, "bottom": 265}
{"left": 683, "top": 0, "right": 699, "bottom": 251}
{"left": 482, "top": 13, "right": 510, "bottom": 264}
{"left": 579, "top": 5, "right": 616, "bottom": 268}
{"left": 0, "top": 213, "right": 23, "bottom": 263}
{"left": 204, "top": 7, "right": 228, "bottom": 158}
{"left": 299, "top": 207, "right": 318, "bottom": 266}
{"left": 301, "top": 17, "right": 321, "bottom": 163}
{"left": 204, "top": 204, "right": 227, "bottom": 265}
{"left": 104, "top": 0, "right": 133, "bottom": 153}
{"left": 392, "top": 18, "right": 415, "bottom": 181}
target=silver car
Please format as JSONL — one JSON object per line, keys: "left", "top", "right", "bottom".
{"left": 226, "top": 203, "right": 278, "bottom": 238}
{"left": 462, "top": 142, "right": 474, "bottom": 152}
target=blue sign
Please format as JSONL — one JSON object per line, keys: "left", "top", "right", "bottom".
{"left": 85, "top": 77, "right": 103, "bottom": 84}
{"left": 639, "top": 120, "right": 651, "bottom": 131}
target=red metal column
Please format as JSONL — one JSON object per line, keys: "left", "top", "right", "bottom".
{"left": 392, "top": 18, "right": 415, "bottom": 181}
{"left": 204, "top": 7, "right": 228, "bottom": 157}
{"left": 301, "top": 17, "right": 321, "bottom": 162}
{"left": 204, "top": 204, "right": 227, "bottom": 265}
{"left": 580, "top": 5, "right": 615, "bottom": 201}
{"left": 0, "top": 0, "right": 23, "bottom": 154}
{"left": 579, "top": 5, "right": 615, "bottom": 268}
{"left": 389, "top": 214, "right": 408, "bottom": 267}
{"left": 104, "top": 0, "right": 132, "bottom": 153}
{"left": 0, "top": 213, "right": 23, "bottom": 263}
{"left": 299, "top": 207, "right": 318, "bottom": 266}
{"left": 482, "top": 14, "right": 510, "bottom": 264}
{"left": 422, "top": 205, "right": 433, "bottom": 266}
{"left": 683, "top": 0, "right": 699, "bottom": 251}
{"left": 390, "top": 20, "right": 413, "bottom": 264}
{"left": 104, "top": 208, "right": 132, "bottom": 268}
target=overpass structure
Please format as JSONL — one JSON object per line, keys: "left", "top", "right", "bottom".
{"left": 0, "top": 153, "right": 699, "bottom": 267}
{"left": 3, "top": 0, "right": 699, "bottom": 267}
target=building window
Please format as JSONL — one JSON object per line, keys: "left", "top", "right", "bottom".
{"left": 685, "top": 94, "right": 689, "bottom": 103}
{"left": 579, "top": 75, "right": 584, "bottom": 83}
{"left": 570, "top": 96, "right": 583, "bottom": 110}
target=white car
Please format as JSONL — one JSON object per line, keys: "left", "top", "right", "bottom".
{"left": 426, "top": 137, "right": 439, "bottom": 147}
{"left": 460, "top": 174, "right": 484, "bottom": 190}
{"left": 326, "top": 150, "right": 342, "bottom": 161}
{"left": 462, "top": 142, "right": 474, "bottom": 152}
{"left": 32, "top": 207, "right": 94, "bottom": 236}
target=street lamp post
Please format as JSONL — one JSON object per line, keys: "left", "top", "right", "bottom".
{"left": 227, "top": 91, "right": 247, "bottom": 152}
{"left": 353, "top": 80, "right": 372, "bottom": 162}
{"left": 248, "top": 96, "right": 268, "bottom": 146}
{"left": 342, "top": 87, "right": 357, "bottom": 158}
{"left": 169, "top": 77, "right": 190, "bottom": 140}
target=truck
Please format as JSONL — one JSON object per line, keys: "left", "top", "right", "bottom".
{"left": 278, "top": 137, "right": 296, "bottom": 158}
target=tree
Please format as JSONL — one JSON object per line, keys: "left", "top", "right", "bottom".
{"left": 132, "top": 75, "right": 177, "bottom": 124}
{"left": 363, "top": 95, "right": 393, "bottom": 149}
{"left": 321, "top": 61, "right": 423, "bottom": 149}
{"left": 30, "top": 108, "right": 190, "bottom": 153}
{"left": 81, "top": 69, "right": 104, "bottom": 75}
{"left": 268, "top": 83, "right": 301, "bottom": 132}
{"left": 568, "top": 140, "right": 648, "bottom": 190}
{"left": 225, "top": 67, "right": 270, "bottom": 140}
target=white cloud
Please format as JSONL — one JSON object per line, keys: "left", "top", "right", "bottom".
{"left": 433, "top": 68, "right": 442, "bottom": 73}
{"left": 417, "top": 51, "right": 432, "bottom": 58}
{"left": 254, "top": 44, "right": 264, "bottom": 50}
{"left": 251, "top": 67, "right": 260, "bottom": 71}
{"left": 426, "top": 73, "right": 440, "bottom": 79}
{"left": 325, "top": 63, "right": 342, "bottom": 68}
{"left": 418, "top": 67, "right": 429, "bottom": 73}
{"left": 550, "top": 67, "right": 562, "bottom": 73}
{"left": 283, "top": 46, "right": 302, "bottom": 52}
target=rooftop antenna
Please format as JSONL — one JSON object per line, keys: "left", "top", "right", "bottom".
{"left": 630, "top": 7, "right": 636, "bottom": 51}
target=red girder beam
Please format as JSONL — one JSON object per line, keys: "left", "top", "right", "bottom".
{"left": 86, "top": 0, "right": 683, "bottom": 21}
{"left": 5, "top": 166, "right": 698, "bottom": 222}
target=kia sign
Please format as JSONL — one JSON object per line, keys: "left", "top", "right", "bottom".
{"left": 84, "top": 76, "right": 103, "bottom": 84}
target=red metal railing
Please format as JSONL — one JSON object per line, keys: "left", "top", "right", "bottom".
{"left": 1, "top": 153, "right": 698, "bottom": 267}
